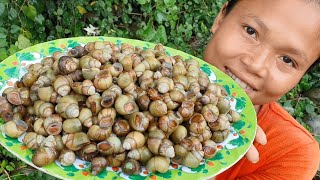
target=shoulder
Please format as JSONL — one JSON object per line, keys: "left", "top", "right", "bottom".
{"left": 257, "top": 101, "right": 315, "bottom": 144}
{"left": 252, "top": 102, "right": 319, "bottom": 178}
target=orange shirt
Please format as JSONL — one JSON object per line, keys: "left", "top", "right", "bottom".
{"left": 216, "top": 102, "right": 320, "bottom": 180}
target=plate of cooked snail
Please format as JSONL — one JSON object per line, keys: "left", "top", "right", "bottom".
{"left": 0, "top": 37, "right": 257, "bottom": 180}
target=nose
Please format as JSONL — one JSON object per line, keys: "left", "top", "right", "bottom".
{"left": 240, "top": 46, "right": 270, "bottom": 78}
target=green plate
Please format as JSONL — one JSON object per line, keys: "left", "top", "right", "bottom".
{"left": 0, "top": 37, "right": 257, "bottom": 180}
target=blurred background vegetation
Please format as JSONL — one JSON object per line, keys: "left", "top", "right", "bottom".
{"left": 0, "top": 0, "right": 319, "bottom": 179}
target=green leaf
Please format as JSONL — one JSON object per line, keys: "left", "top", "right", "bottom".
{"left": 10, "top": 24, "right": 20, "bottom": 33}
{"left": 16, "top": 34, "right": 32, "bottom": 49}
{"left": 314, "top": 136, "right": 320, "bottom": 143}
{"left": 305, "top": 104, "right": 315, "bottom": 114}
{"left": 22, "top": 5, "right": 37, "bottom": 20}
{"left": 155, "top": 12, "right": 167, "bottom": 23}
{"left": 141, "top": 22, "right": 156, "bottom": 42}
{"left": 136, "top": 0, "right": 150, "bottom": 5}
{"left": 56, "top": 8, "right": 63, "bottom": 16}
{"left": 9, "top": 8, "right": 17, "bottom": 20}
{"left": 0, "top": 33, "right": 5, "bottom": 39}
{"left": 0, "top": 47, "right": 7, "bottom": 60}
{"left": 0, "top": 3, "right": 5, "bottom": 16}
{"left": 8, "top": 44, "right": 19, "bottom": 55}
{"left": 164, "top": 0, "right": 176, "bottom": 6}
{"left": 157, "top": 25, "right": 167, "bottom": 43}
{"left": 0, "top": 38, "right": 7, "bottom": 48}
{"left": 35, "top": 14, "right": 45, "bottom": 25}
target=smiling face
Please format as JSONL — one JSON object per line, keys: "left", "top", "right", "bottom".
{"left": 204, "top": 0, "right": 320, "bottom": 105}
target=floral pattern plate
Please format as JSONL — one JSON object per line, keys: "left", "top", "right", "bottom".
{"left": 0, "top": 37, "right": 257, "bottom": 180}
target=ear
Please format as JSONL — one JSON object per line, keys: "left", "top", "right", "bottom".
{"left": 211, "top": 2, "right": 229, "bottom": 34}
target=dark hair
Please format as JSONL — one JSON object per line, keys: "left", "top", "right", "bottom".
{"left": 224, "top": 0, "right": 320, "bottom": 72}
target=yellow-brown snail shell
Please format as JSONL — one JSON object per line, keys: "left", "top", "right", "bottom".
{"left": 82, "top": 68, "right": 100, "bottom": 80}
{"left": 123, "top": 131, "right": 146, "bottom": 150}
{"left": 86, "top": 94, "right": 102, "bottom": 115}
{"left": 114, "top": 95, "right": 139, "bottom": 116}
{"left": 78, "top": 143, "right": 98, "bottom": 161}
{"left": 170, "top": 125, "right": 188, "bottom": 144}
{"left": 33, "top": 118, "right": 49, "bottom": 136}
{"left": 182, "top": 150, "right": 204, "bottom": 168}
{"left": 146, "top": 156, "right": 169, "bottom": 173}
{"left": 208, "top": 114, "right": 231, "bottom": 131}
{"left": 78, "top": 108, "right": 93, "bottom": 128}
{"left": 22, "top": 72, "right": 38, "bottom": 87}
{"left": 93, "top": 70, "right": 113, "bottom": 91}
{"left": 113, "top": 119, "right": 131, "bottom": 137}
{"left": 32, "top": 146, "right": 58, "bottom": 167}
{"left": 202, "top": 140, "right": 218, "bottom": 158}
{"left": 23, "top": 132, "right": 45, "bottom": 150}
{"left": 72, "top": 80, "right": 96, "bottom": 96}
{"left": 90, "top": 49, "right": 112, "bottom": 64}
{"left": 103, "top": 62, "right": 124, "bottom": 77}
{"left": 158, "top": 111, "right": 181, "bottom": 133}
{"left": 178, "top": 100, "right": 195, "bottom": 120}
{"left": 62, "top": 132, "right": 90, "bottom": 151}
{"left": 79, "top": 55, "right": 101, "bottom": 69}
{"left": 189, "top": 113, "right": 208, "bottom": 135}
{"left": 97, "top": 136, "right": 123, "bottom": 155}
{"left": 53, "top": 75, "right": 73, "bottom": 96}
{"left": 55, "top": 95, "right": 80, "bottom": 119}
{"left": 127, "top": 146, "right": 153, "bottom": 164}
{"left": 58, "top": 56, "right": 79, "bottom": 75}
{"left": 63, "top": 118, "right": 83, "bottom": 134}
{"left": 87, "top": 125, "right": 112, "bottom": 141}
{"left": 129, "top": 112, "right": 149, "bottom": 132}
{"left": 38, "top": 86, "right": 59, "bottom": 103}
{"left": 149, "top": 100, "right": 167, "bottom": 117}
{"left": 122, "top": 159, "right": 141, "bottom": 175}
{"left": 43, "top": 114, "right": 63, "bottom": 135}
{"left": 58, "top": 149, "right": 76, "bottom": 166}
{"left": 0, "top": 119, "right": 28, "bottom": 138}
{"left": 68, "top": 46, "right": 88, "bottom": 58}
{"left": 106, "top": 151, "right": 126, "bottom": 167}
{"left": 211, "top": 129, "right": 230, "bottom": 143}
{"left": 0, "top": 97, "right": 12, "bottom": 115}
{"left": 33, "top": 100, "right": 54, "bottom": 118}
{"left": 91, "top": 157, "right": 108, "bottom": 175}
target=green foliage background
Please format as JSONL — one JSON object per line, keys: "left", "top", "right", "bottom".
{"left": 0, "top": 0, "right": 318, "bottom": 179}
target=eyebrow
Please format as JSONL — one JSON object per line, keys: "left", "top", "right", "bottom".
{"left": 241, "top": 14, "right": 309, "bottom": 63}
{"left": 241, "top": 14, "right": 269, "bottom": 31}
{"left": 282, "top": 47, "right": 308, "bottom": 63}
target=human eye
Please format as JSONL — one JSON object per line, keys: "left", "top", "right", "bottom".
{"left": 243, "top": 26, "right": 257, "bottom": 39}
{"left": 279, "top": 56, "right": 295, "bottom": 67}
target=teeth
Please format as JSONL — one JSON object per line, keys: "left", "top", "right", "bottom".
{"left": 226, "top": 69, "right": 253, "bottom": 91}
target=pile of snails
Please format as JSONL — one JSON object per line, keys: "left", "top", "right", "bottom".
{"left": 0, "top": 41, "right": 240, "bottom": 175}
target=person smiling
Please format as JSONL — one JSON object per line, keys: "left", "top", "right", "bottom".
{"left": 204, "top": 0, "right": 320, "bottom": 179}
